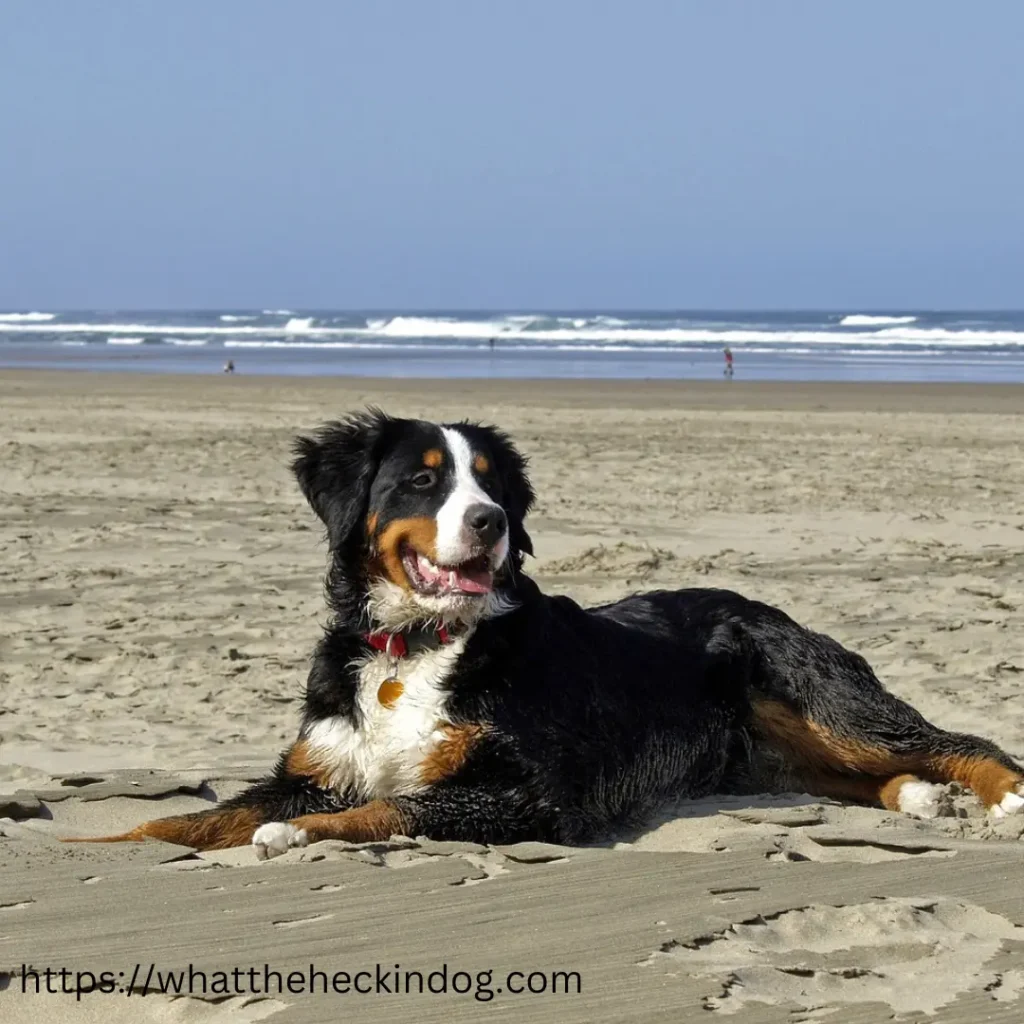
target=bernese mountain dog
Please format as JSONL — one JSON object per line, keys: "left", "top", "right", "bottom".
{"left": 69, "top": 409, "right": 1024, "bottom": 858}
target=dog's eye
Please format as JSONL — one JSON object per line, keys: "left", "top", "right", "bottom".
{"left": 410, "top": 470, "right": 436, "bottom": 489}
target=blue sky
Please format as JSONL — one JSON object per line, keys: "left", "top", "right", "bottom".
{"left": 1, "top": 1, "right": 1022, "bottom": 309}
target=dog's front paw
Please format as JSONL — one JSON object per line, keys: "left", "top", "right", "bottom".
{"left": 253, "top": 822, "right": 308, "bottom": 861}
{"left": 989, "top": 784, "right": 1024, "bottom": 820}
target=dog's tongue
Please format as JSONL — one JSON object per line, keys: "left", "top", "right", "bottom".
{"left": 448, "top": 565, "right": 494, "bottom": 595}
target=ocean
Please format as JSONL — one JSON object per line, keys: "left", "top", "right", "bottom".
{"left": 2, "top": 309, "right": 1024, "bottom": 382}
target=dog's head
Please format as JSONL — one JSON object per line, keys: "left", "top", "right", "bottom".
{"left": 292, "top": 409, "right": 534, "bottom": 628}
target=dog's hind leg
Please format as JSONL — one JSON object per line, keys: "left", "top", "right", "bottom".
{"left": 742, "top": 613, "right": 1024, "bottom": 817}
{"left": 751, "top": 696, "right": 1024, "bottom": 817}
{"left": 923, "top": 744, "right": 1024, "bottom": 818}
{"left": 791, "top": 769, "right": 946, "bottom": 818}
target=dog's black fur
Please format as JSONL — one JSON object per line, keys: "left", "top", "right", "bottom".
{"left": 73, "top": 409, "right": 1024, "bottom": 851}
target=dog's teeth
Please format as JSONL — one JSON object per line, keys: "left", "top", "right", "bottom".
{"left": 417, "top": 554, "right": 440, "bottom": 581}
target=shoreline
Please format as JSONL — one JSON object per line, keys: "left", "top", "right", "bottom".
{"left": 5, "top": 336, "right": 1024, "bottom": 386}
{"left": 4, "top": 367, "right": 1024, "bottom": 413}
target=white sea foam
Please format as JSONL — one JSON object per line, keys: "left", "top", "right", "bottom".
{"left": 2, "top": 315, "right": 1022, "bottom": 349}
{"left": 356, "top": 317, "right": 1024, "bottom": 348}
{"left": 374, "top": 316, "right": 517, "bottom": 339}
{"left": 219, "top": 314, "right": 257, "bottom": 322}
{"left": 225, "top": 340, "right": 404, "bottom": 350}
{"left": 106, "top": 336, "right": 145, "bottom": 345}
{"left": 0, "top": 311, "right": 55, "bottom": 322}
{"left": 262, "top": 309, "right": 293, "bottom": 315}
{"left": 163, "top": 337, "right": 207, "bottom": 346}
{"left": 0, "top": 321, "right": 328, "bottom": 338}
{"left": 839, "top": 314, "right": 919, "bottom": 326}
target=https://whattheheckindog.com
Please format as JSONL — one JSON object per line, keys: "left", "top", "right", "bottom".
{"left": 15, "top": 960, "right": 583, "bottom": 1003}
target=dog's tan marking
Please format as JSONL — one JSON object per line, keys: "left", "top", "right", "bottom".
{"left": 419, "top": 723, "right": 485, "bottom": 785}
{"left": 791, "top": 770, "right": 922, "bottom": 811}
{"left": 63, "top": 807, "right": 264, "bottom": 851}
{"left": 288, "top": 800, "right": 409, "bottom": 844}
{"left": 366, "top": 512, "right": 379, "bottom": 536}
{"left": 753, "top": 700, "right": 1024, "bottom": 809}
{"left": 373, "top": 516, "right": 438, "bottom": 591}
{"left": 877, "top": 773, "right": 924, "bottom": 811}
{"left": 377, "top": 678, "right": 404, "bottom": 708}
{"left": 752, "top": 700, "right": 905, "bottom": 775}
{"left": 284, "top": 739, "right": 334, "bottom": 788}
{"left": 473, "top": 453, "right": 490, "bottom": 474}
{"left": 927, "top": 755, "right": 1023, "bottom": 808}
{"left": 423, "top": 448, "right": 443, "bottom": 468}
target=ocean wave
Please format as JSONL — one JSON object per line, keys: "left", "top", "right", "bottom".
{"left": 0, "top": 311, "right": 55, "bottom": 322}
{"left": 262, "top": 309, "right": 293, "bottom": 315}
{"left": 0, "top": 321, "right": 329, "bottom": 338}
{"left": 163, "top": 337, "right": 208, "bottom": 346}
{"left": 839, "top": 314, "right": 919, "bottom": 326}
{"left": 374, "top": 316, "right": 517, "bottom": 339}
{"left": 225, "top": 340, "right": 407, "bottom": 350}
{"left": 219, "top": 314, "right": 257, "bottom": 322}
{"left": 106, "top": 336, "right": 145, "bottom": 345}
{"left": 356, "top": 318, "right": 1024, "bottom": 348}
{"left": 3, "top": 316, "right": 1023, "bottom": 349}
{"left": 479, "top": 314, "right": 624, "bottom": 331}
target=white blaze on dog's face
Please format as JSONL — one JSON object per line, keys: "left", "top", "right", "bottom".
{"left": 434, "top": 427, "right": 509, "bottom": 570}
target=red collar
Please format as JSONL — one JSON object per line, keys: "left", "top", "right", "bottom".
{"left": 364, "top": 624, "right": 454, "bottom": 659}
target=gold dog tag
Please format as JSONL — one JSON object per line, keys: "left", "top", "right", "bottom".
{"left": 377, "top": 678, "right": 404, "bottom": 709}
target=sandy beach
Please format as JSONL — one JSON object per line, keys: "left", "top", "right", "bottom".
{"left": 2, "top": 370, "right": 1023, "bottom": 1023}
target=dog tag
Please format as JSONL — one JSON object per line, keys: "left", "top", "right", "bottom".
{"left": 378, "top": 678, "right": 404, "bottom": 709}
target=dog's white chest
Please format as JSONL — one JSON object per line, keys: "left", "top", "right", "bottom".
{"left": 303, "top": 639, "right": 464, "bottom": 799}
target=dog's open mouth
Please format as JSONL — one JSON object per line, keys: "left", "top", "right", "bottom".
{"left": 401, "top": 545, "right": 494, "bottom": 596}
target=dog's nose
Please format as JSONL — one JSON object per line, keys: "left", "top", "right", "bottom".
{"left": 465, "top": 503, "right": 506, "bottom": 546}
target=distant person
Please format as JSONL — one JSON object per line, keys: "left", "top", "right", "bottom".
{"left": 223, "top": 360, "right": 235, "bottom": 374}
{"left": 723, "top": 347, "right": 734, "bottom": 379}
{"left": 488, "top": 337, "right": 496, "bottom": 352}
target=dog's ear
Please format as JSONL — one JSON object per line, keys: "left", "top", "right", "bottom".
{"left": 457, "top": 422, "right": 535, "bottom": 558}
{"left": 291, "top": 409, "right": 392, "bottom": 551}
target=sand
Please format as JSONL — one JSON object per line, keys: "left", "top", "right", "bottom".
{"left": 1, "top": 370, "right": 1023, "bottom": 1022}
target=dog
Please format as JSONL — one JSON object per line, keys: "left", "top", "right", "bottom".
{"left": 68, "top": 409, "right": 1024, "bottom": 859}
